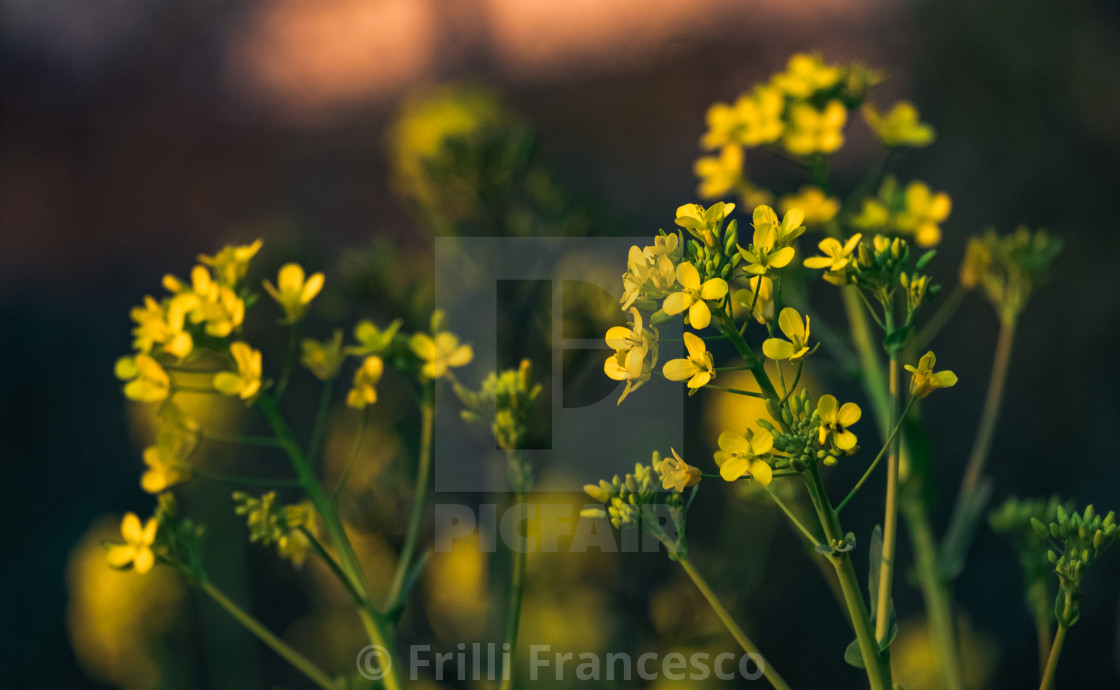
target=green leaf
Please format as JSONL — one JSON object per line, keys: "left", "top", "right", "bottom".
{"left": 388, "top": 549, "right": 431, "bottom": 622}
{"left": 882, "top": 326, "right": 911, "bottom": 354}
{"left": 868, "top": 525, "right": 884, "bottom": 621}
{"left": 915, "top": 249, "right": 937, "bottom": 271}
{"left": 879, "top": 616, "right": 899, "bottom": 652}
{"left": 939, "top": 478, "right": 993, "bottom": 579}
{"left": 844, "top": 638, "right": 865, "bottom": 668}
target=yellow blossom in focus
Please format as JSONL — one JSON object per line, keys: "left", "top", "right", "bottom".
{"left": 263, "top": 263, "right": 325, "bottom": 324}
{"left": 803, "top": 234, "right": 863, "bottom": 274}
{"left": 752, "top": 204, "right": 805, "bottom": 246}
{"left": 896, "top": 182, "right": 951, "bottom": 247}
{"left": 300, "top": 330, "right": 346, "bottom": 381}
{"left": 116, "top": 354, "right": 171, "bottom": 403}
{"left": 783, "top": 101, "right": 847, "bottom": 156}
{"left": 346, "top": 355, "right": 384, "bottom": 408}
{"left": 779, "top": 186, "right": 839, "bottom": 225}
{"left": 411, "top": 331, "right": 473, "bottom": 380}
{"left": 674, "top": 201, "right": 734, "bottom": 247}
{"left": 738, "top": 215, "right": 796, "bottom": 276}
{"left": 771, "top": 53, "right": 841, "bottom": 98}
{"left": 662, "top": 332, "right": 715, "bottom": 389}
{"left": 658, "top": 448, "right": 702, "bottom": 492}
{"left": 164, "top": 265, "right": 246, "bottom": 337}
{"left": 197, "top": 239, "right": 262, "bottom": 286}
{"left": 106, "top": 513, "right": 159, "bottom": 574}
{"left": 762, "top": 307, "right": 812, "bottom": 363}
{"left": 213, "top": 341, "right": 262, "bottom": 399}
{"left": 604, "top": 308, "right": 658, "bottom": 405}
{"left": 817, "top": 394, "right": 861, "bottom": 452}
{"left": 694, "top": 144, "right": 743, "bottom": 199}
{"left": 714, "top": 428, "right": 774, "bottom": 484}
{"left": 662, "top": 262, "right": 728, "bottom": 330}
{"left": 905, "top": 351, "right": 958, "bottom": 399}
{"left": 863, "top": 101, "right": 935, "bottom": 148}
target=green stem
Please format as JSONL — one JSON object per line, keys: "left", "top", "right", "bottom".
{"left": 803, "top": 465, "right": 892, "bottom": 690}
{"left": 1039, "top": 623, "right": 1067, "bottom": 690}
{"left": 332, "top": 407, "right": 370, "bottom": 503}
{"left": 308, "top": 377, "right": 335, "bottom": 466}
{"left": 1029, "top": 580, "right": 1052, "bottom": 680}
{"left": 916, "top": 284, "right": 967, "bottom": 347}
{"left": 256, "top": 395, "right": 406, "bottom": 690}
{"left": 194, "top": 468, "right": 302, "bottom": 488}
{"left": 841, "top": 288, "right": 890, "bottom": 426}
{"left": 200, "top": 431, "right": 284, "bottom": 448}
{"left": 717, "top": 311, "right": 782, "bottom": 407}
{"left": 764, "top": 485, "right": 821, "bottom": 548}
{"left": 386, "top": 387, "right": 435, "bottom": 609}
{"left": 500, "top": 487, "right": 528, "bottom": 690}
{"left": 679, "top": 559, "right": 791, "bottom": 690}
{"left": 903, "top": 503, "right": 964, "bottom": 690}
{"left": 836, "top": 397, "right": 916, "bottom": 514}
{"left": 874, "top": 355, "right": 901, "bottom": 645}
{"left": 705, "top": 384, "right": 764, "bottom": 398}
{"left": 199, "top": 580, "right": 338, "bottom": 690}
{"left": 276, "top": 324, "right": 300, "bottom": 399}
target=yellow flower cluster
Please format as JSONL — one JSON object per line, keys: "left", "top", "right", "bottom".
{"left": 853, "top": 179, "right": 952, "bottom": 248}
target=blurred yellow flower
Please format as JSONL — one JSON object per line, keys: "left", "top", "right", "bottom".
{"left": 863, "top": 101, "right": 935, "bottom": 148}
{"left": 662, "top": 262, "right": 728, "bottom": 330}
{"left": 106, "top": 513, "right": 159, "bottom": 575}
{"left": 411, "top": 331, "right": 473, "bottom": 379}
{"left": 732, "top": 276, "right": 774, "bottom": 325}
{"left": 714, "top": 429, "right": 774, "bottom": 484}
{"left": 762, "top": 307, "right": 812, "bottom": 363}
{"left": 141, "top": 429, "right": 195, "bottom": 494}
{"left": 213, "top": 341, "right": 262, "bottom": 399}
{"left": 771, "top": 53, "right": 841, "bottom": 98}
{"left": 116, "top": 354, "right": 171, "bottom": 403}
{"left": 301, "top": 330, "right": 346, "bottom": 380}
{"left": 817, "top": 394, "right": 861, "bottom": 452}
{"left": 263, "top": 263, "right": 325, "bottom": 323}
{"left": 896, "top": 182, "right": 951, "bottom": 247}
{"left": 197, "top": 239, "right": 262, "bottom": 286}
{"left": 662, "top": 332, "right": 715, "bottom": 389}
{"left": 694, "top": 144, "right": 743, "bottom": 199}
{"left": 779, "top": 186, "right": 839, "bottom": 225}
{"left": 346, "top": 355, "right": 384, "bottom": 408}
{"left": 782, "top": 101, "right": 847, "bottom": 156}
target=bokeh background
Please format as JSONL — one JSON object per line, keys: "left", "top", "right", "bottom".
{"left": 3, "top": 0, "right": 1120, "bottom": 688}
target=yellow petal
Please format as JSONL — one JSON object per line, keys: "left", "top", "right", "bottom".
{"left": 301, "top": 272, "right": 325, "bottom": 304}
{"left": 750, "top": 429, "right": 774, "bottom": 455}
{"left": 106, "top": 545, "right": 137, "bottom": 568}
{"left": 447, "top": 344, "right": 473, "bottom": 367}
{"left": 604, "top": 354, "right": 630, "bottom": 381}
{"left": 778, "top": 307, "right": 803, "bottom": 341}
{"left": 720, "top": 456, "right": 748, "bottom": 482}
{"left": 605, "top": 326, "right": 632, "bottom": 350}
{"left": 410, "top": 333, "right": 437, "bottom": 360}
{"left": 762, "top": 338, "right": 795, "bottom": 361}
{"left": 817, "top": 394, "right": 838, "bottom": 421}
{"left": 838, "top": 402, "right": 862, "bottom": 427}
{"left": 213, "top": 372, "right": 243, "bottom": 396}
{"left": 676, "top": 262, "right": 701, "bottom": 290}
{"left": 121, "top": 513, "right": 143, "bottom": 542}
{"left": 687, "top": 371, "right": 712, "bottom": 389}
{"left": 751, "top": 459, "right": 773, "bottom": 486}
{"left": 662, "top": 358, "right": 695, "bottom": 382}
{"left": 688, "top": 301, "right": 711, "bottom": 329}
{"left": 700, "top": 278, "right": 728, "bottom": 301}
{"left": 278, "top": 263, "right": 305, "bottom": 294}
{"left": 718, "top": 431, "right": 751, "bottom": 453}
{"left": 662, "top": 292, "right": 690, "bottom": 316}
{"left": 683, "top": 332, "right": 706, "bottom": 361}
{"left": 133, "top": 547, "right": 155, "bottom": 574}
{"left": 835, "top": 429, "right": 858, "bottom": 451}
{"left": 770, "top": 246, "right": 796, "bottom": 269}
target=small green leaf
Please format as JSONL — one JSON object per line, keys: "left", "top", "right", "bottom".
{"left": 915, "top": 249, "right": 937, "bottom": 270}
{"left": 882, "top": 326, "right": 911, "bottom": 354}
{"left": 843, "top": 638, "right": 865, "bottom": 668}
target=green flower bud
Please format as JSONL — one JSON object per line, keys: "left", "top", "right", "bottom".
{"left": 1030, "top": 517, "right": 1049, "bottom": 540}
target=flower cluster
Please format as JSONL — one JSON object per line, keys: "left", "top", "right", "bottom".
{"left": 1030, "top": 504, "right": 1118, "bottom": 627}
{"left": 233, "top": 492, "right": 319, "bottom": 567}
{"left": 851, "top": 177, "right": 951, "bottom": 248}
{"left": 960, "top": 226, "right": 1063, "bottom": 324}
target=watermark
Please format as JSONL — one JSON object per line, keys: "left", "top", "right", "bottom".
{"left": 432, "top": 236, "right": 685, "bottom": 493}
{"left": 358, "top": 644, "right": 766, "bottom": 682}
{"left": 434, "top": 502, "right": 680, "bottom": 553}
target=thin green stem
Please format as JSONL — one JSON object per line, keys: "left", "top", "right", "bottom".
{"left": 386, "top": 386, "right": 435, "bottom": 609}
{"left": 764, "top": 486, "right": 821, "bottom": 548}
{"left": 300, "top": 525, "right": 365, "bottom": 606}
{"left": 332, "top": 407, "right": 370, "bottom": 503}
{"left": 841, "top": 288, "right": 890, "bottom": 427}
{"left": 705, "top": 384, "right": 764, "bottom": 398}
{"left": 679, "top": 559, "right": 791, "bottom": 690}
{"left": 916, "top": 284, "right": 967, "bottom": 347}
{"left": 194, "top": 468, "right": 302, "bottom": 488}
{"left": 500, "top": 486, "right": 528, "bottom": 690}
{"left": 308, "top": 377, "right": 335, "bottom": 466}
{"left": 903, "top": 502, "right": 964, "bottom": 690}
{"left": 1029, "top": 580, "right": 1052, "bottom": 680}
{"left": 199, "top": 580, "right": 338, "bottom": 690}
{"left": 276, "top": 324, "right": 300, "bottom": 399}
{"left": 836, "top": 396, "right": 916, "bottom": 514}
{"left": 875, "top": 355, "right": 902, "bottom": 645}
{"left": 1039, "top": 623, "right": 1067, "bottom": 690}
{"left": 200, "top": 431, "right": 284, "bottom": 448}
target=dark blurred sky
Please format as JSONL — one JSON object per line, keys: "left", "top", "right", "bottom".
{"left": 2, "top": 0, "right": 1119, "bottom": 688}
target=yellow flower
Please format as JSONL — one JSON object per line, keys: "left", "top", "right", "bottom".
{"left": 346, "top": 355, "right": 384, "bottom": 408}
{"left": 735, "top": 85, "right": 785, "bottom": 147}
{"left": 411, "top": 331, "right": 473, "bottom": 379}
{"left": 263, "top": 263, "right": 325, "bottom": 324}
{"left": 782, "top": 101, "right": 847, "bottom": 156}
{"left": 714, "top": 429, "right": 774, "bottom": 484}
{"left": 817, "top": 394, "right": 861, "bottom": 452}
{"left": 213, "top": 341, "right": 262, "bottom": 399}
{"left": 106, "top": 513, "right": 159, "bottom": 574}
{"left": 733, "top": 276, "right": 774, "bottom": 324}
{"left": 300, "top": 330, "right": 346, "bottom": 381}
{"left": 896, "top": 182, "right": 951, "bottom": 247}
{"left": 700, "top": 101, "right": 740, "bottom": 150}
{"left": 603, "top": 309, "right": 658, "bottom": 405}
{"left": 863, "top": 101, "right": 935, "bottom": 148}
{"left": 779, "top": 186, "right": 839, "bottom": 225}
{"left": 662, "top": 262, "right": 729, "bottom": 330}
{"left": 762, "top": 307, "right": 812, "bottom": 363}
{"left": 803, "top": 234, "right": 863, "bottom": 274}
{"left": 771, "top": 53, "right": 841, "bottom": 98}
{"left": 141, "top": 429, "right": 195, "bottom": 494}
{"left": 674, "top": 202, "right": 734, "bottom": 247}
{"left": 348, "top": 318, "right": 403, "bottom": 356}
{"left": 694, "top": 144, "right": 743, "bottom": 199}
{"left": 752, "top": 204, "right": 805, "bottom": 246}
{"left": 905, "top": 351, "right": 958, "bottom": 399}
{"left": 658, "top": 448, "right": 702, "bottom": 492}
{"left": 197, "top": 239, "right": 263, "bottom": 286}
{"left": 116, "top": 354, "right": 171, "bottom": 403}
{"left": 738, "top": 214, "right": 796, "bottom": 276}
{"left": 276, "top": 500, "right": 316, "bottom": 567}
{"left": 129, "top": 293, "right": 199, "bottom": 359}
{"left": 620, "top": 245, "right": 651, "bottom": 310}
{"left": 165, "top": 265, "right": 246, "bottom": 337}
{"left": 662, "top": 332, "right": 715, "bottom": 389}
{"left": 852, "top": 198, "right": 891, "bottom": 230}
